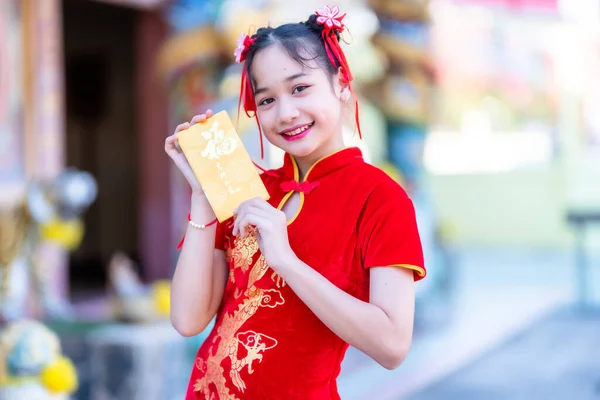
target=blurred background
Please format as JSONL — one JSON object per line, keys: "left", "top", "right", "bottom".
{"left": 1, "top": 0, "right": 599, "bottom": 399}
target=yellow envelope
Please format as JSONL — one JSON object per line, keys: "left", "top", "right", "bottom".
{"left": 176, "top": 110, "right": 270, "bottom": 222}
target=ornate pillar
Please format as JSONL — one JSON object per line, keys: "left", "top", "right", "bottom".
{"left": 22, "top": 0, "right": 68, "bottom": 303}
{"left": 135, "top": 10, "right": 171, "bottom": 281}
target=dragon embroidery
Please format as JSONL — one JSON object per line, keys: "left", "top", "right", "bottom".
{"left": 193, "top": 230, "right": 286, "bottom": 399}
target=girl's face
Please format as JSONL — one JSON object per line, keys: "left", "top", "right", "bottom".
{"left": 251, "top": 44, "right": 350, "bottom": 163}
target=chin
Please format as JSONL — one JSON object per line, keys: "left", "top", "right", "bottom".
{"left": 278, "top": 140, "right": 320, "bottom": 159}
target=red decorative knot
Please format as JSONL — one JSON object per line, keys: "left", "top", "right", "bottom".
{"left": 280, "top": 180, "right": 320, "bottom": 194}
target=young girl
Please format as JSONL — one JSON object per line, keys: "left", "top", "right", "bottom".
{"left": 165, "top": 6, "right": 426, "bottom": 400}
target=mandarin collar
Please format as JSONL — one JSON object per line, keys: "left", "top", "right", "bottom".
{"left": 281, "top": 147, "right": 363, "bottom": 185}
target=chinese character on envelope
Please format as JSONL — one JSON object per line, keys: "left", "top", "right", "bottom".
{"left": 176, "top": 111, "right": 270, "bottom": 222}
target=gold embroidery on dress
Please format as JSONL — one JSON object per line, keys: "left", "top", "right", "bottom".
{"left": 226, "top": 227, "right": 287, "bottom": 290}
{"left": 193, "top": 231, "right": 285, "bottom": 399}
{"left": 230, "top": 229, "right": 259, "bottom": 273}
{"left": 271, "top": 271, "right": 286, "bottom": 288}
{"left": 247, "top": 254, "right": 268, "bottom": 289}
{"left": 229, "top": 228, "right": 263, "bottom": 298}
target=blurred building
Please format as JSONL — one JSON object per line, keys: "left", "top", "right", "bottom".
{"left": 423, "top": 0, "right": 600, "bottom": 251}
{"left": 1, "top": 0, "right": 174, "bottom": 298}
{"left": 1, "top": 0, "right": 439, "bottom": 302}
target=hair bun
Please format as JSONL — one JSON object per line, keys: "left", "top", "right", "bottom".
{"left": 252, "top": 26, "right": 273, "bottom": 40}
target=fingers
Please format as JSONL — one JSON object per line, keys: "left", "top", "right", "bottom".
{"left": 174, "top": 122, "right": 190, "bottom": 135}
{"left": 232, "top": 206, "right": 272, "bottom": 237}
{"left": 234, "top": 197, "right": 275, "bottom": 215}
{"left": 165, "top": 122, "right": 189, "bottom": 154}
{"left": 165, "top": 134, "right": 179, "bottom": 146}
{"left": 232, "top": 198, "right": 268, "bottom": 233}
{"left": 165, "top": 135, "right": 179, "bottom": 154}
{"left": 232, "top": 197, "right": 286, "bottom": 237}
{"left": 166, "top": 109, "right": 213, "bottom": 155}
{"left": 190, "top": 109, "right": 213, "bottom": 126}
{"left": 235, "top": 212, "right": 263, "bottom": 239}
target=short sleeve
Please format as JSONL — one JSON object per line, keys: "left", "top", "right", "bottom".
{"left": 359, "top": 182, "right": 426, "bottom": 281}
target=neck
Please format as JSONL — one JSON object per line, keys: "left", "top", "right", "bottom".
{"left": 294, "top": 158, "right": 314, "bottom": 182}
{"left": 293, "top": 140, "right": 346, "bottom": 181}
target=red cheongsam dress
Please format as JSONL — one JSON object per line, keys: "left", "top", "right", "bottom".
{"left": 186, "top": 146, "right": 426, "bottom": 400}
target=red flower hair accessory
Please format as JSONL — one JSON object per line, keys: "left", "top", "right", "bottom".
{"left": 315, "top": 6, "right": 346, "bottom": 31}
{"left": 234, "top": 33, "right": 256, "bottom": 64}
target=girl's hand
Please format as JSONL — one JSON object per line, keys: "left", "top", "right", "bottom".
{"left": 164, "top": 109, "right": 214, "bottom": 194}
{"left": 232, "top": 198, "right": 296, "bottom": 271}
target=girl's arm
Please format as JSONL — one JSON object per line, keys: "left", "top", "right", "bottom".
{"left": 170, "top": 193, "right": 228, "bottom": 336}
{"left": 165, "top": 110, "right": 228, "bottom": 337}
{"left": 276, "top": 259, "right": 415, "bottom": 370}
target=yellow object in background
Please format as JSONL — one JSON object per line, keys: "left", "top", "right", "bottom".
{"left": 378, "top": 161, "right": 406, "bottom": 187}
{"left": 177, "top": 110, "right": 270, "bottom": 222}
{"left": 40, "top": 356, "right": 78, "bottom": 394}
{"left": 151, "top": 280, "right": 171, "bottom": 317}
{"left": 39, "top": 218, "right": 84, "bottom": 251}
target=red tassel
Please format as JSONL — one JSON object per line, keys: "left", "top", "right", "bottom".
{"left": 176, "top": 235, "right": 185, "bottom": 250}
{"left": 255, "top": 113, "right": 265, "bottom": 160}
{"left": 236, "top": 70, "right": 245, "bottom": 130}
{"left": 321, "top": 30, "right": 362, "bottom": 139}
{"left": 354, "top": 97, "right": 362, "bottom": 139}
{"left": 237, "top": 66, "right": 265, "bottom": 160}
{"left": 176, "top": 213, "right": 192, "bottom": 250}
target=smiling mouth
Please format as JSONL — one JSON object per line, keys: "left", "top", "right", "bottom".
{"left": 280, "top": 122, "right": 314, "bottom": 137}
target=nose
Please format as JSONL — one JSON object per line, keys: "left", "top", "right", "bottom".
{"left": 277, "top": 97, "right": 299, "bottom": 125}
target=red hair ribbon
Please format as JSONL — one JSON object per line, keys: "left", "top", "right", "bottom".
{"left": 237, "top": 68, "right": 265, "bottom": 159}
{"left": 234, "top": 33, "right": 265, "bottom": 159}
{"left": 315, "top": 6, "right": 362, "bottom": 139}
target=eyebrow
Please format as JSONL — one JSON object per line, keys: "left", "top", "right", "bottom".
{"left": 253, "top": 72, "right": 307, "bottom": 96}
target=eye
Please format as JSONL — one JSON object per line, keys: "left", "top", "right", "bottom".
{"left": 292, "top": 85, "right": 309, "bottom": 94}
{"left": 259, "top": 98, "right": 275, "bottom": 106}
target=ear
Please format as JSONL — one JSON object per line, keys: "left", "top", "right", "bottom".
{"left": 335, "top": 67, "right": 351, "bottom": 103}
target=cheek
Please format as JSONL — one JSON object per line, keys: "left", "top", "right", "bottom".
{"left": 256, "top": 109, "right": 280, "bottom": 140}
{"left": 311, "top": 98, "right": 341, "bottom": 127}
{"left": 310, "top": 87, "right": 341, "bottom": 116}
{"left": 296, "top": 94, "right": 322, "bottom": 115}
{"left": 256, "top": 108, "right": 275, "bottom": 129}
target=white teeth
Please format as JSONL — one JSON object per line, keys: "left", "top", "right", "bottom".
{"left": 284, "top": 123, "right": 311, "bottom": 136}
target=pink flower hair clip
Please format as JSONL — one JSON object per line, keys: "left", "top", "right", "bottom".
{"left": 315, "top": 5, "right": 346, "bottom": 32}
{"left": 234, "top": 33, "right": 256, "bottom": 63}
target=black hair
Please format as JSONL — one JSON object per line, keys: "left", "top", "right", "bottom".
{"left": 244, "top": 14, "right": 342, "bottom": 89}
